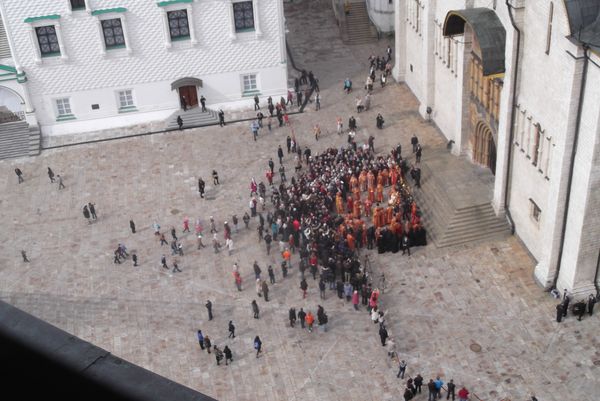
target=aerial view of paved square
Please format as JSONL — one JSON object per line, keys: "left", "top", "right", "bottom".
{"left": 0, "top": 1, "right": 599, "bottom": 401}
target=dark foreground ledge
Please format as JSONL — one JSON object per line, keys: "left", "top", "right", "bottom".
{"left": 0, "top": 300, "right": 216, "bottom": 401}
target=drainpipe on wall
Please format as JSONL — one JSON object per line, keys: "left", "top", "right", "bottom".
{"left": 551, "top": 46, "right": 589, "bottom": 290}
{"left": 594, "top": 249, "right": 600, "bottom": 296}
{"left": 503, "top": 0, "right": 521, "bottom": 235}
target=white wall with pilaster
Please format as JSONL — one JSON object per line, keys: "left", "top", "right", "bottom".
{"left": 555, "top": 53, "right": 600, "bottom": 298}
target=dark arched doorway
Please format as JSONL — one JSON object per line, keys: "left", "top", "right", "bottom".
{"left": 473, "top": 120, "right": 496, "bottom": 175}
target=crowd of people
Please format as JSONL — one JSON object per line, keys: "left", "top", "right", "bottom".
{"left": 12, "top": 40, "right": 551, "bottom": 400}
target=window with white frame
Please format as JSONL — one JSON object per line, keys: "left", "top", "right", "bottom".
{"left": 167, "top": 10, "right": 190, "bottom": 40}
{"left": 36, "top": 25, "right": 61, "bottom": 57}
{"left": 233, "top": 1, "right": 255, "bottom": 32}
{"left": 242, "top": 74, "right": 257, "bottom": 92}
{"left": 55, "top": 98, "right": 72, "bottom": 117}
{"left": 102, "top": 18, "right": 126, "bottom": 49}
{"left": 118, "top": 90, "right": 135, "bottom": 109}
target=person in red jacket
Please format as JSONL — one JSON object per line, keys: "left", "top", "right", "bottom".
{"left": 305, "top": 311, "right": 315, "bottom": 332}
{"left": 458, "top": 386, "right": 469, "bottom": 401}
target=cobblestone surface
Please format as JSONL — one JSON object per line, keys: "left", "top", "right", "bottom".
{"left": 0, "top": 1, "right": 598, "bottom": 401}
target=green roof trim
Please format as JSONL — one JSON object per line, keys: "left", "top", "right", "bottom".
{"left": 157, "top": 0, "right": 193, "bottom": 7}
{"left": 0, "top": 65, "right": 17, "bottom": 73}
{"left": 91, "top": 7, "right": 127, "bottom": 16}
{"left": 24, "top": 14, "right": 60, "bottom": 23}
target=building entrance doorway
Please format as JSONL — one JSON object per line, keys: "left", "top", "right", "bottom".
{"left": 473, "top": 120, "right": 497, "bottom": 175}
{"left": 179, "top": 85, "right": 198, "bottom": 109}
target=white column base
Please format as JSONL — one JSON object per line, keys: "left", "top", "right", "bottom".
{"left": 533, "top": 261, "right": 554, "bottom": 290}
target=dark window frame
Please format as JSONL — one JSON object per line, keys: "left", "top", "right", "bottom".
{"left": 36, "top": 25, "right": 61, "bottom": 57}
{"left": 70, "top": 0, "right": 86, "bottom": 11}
{"left": 101, "top": 18, "right": 126, "bottom": 50}
{"left": 233, "top": 1, "right": 255, "bottom": 33}
{"left": 167, "top": 9, "right": 190, "bottom": 40}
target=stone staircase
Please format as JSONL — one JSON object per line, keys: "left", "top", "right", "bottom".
{"left": 344, "top": 1, "right": 378, "bottom": 44}
{"left": 0, "top": 120, "right": 41, "bottom": 160}
{"left": 411, "top": 149, "right": 511, "bottom": 248}
{"left": 165, "top": 106, "right": 219, "bottom": 130}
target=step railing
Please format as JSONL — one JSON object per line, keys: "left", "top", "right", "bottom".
{"left": 331, "top": 0, "right": 349, "bottom": 42}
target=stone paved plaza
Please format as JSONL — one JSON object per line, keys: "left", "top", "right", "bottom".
{"left": 1, "top": 1, "right": 599, "bottom": 400}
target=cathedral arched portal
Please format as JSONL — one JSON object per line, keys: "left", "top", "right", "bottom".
{"left": 443, "top": 8, "right": 505, "bottom": 175}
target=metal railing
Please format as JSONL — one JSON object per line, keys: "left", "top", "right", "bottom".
{"left": 0, "top": 110, "right": 25, "bottom": 124}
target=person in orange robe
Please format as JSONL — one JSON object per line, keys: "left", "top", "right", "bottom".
{"left": 377, "top": 206, "right": 386, "bottom": 227}
{"left": 372, "top": 207, "right": 380, "bottom": 228}
{"left": 359, "top": 170, "right": 368, "bottom": 191}
{"left": 336, "top": 192, "right": 344, "bottom": 214}
{"left": 411, "top": 201, "right": 417, "bottom": 220}
{"left": 386, "top": 206, "right": 394, "bottom": 225}
{"left": 353, "top": 201, "right": 361, "bottom": 219}
{"left": 367, "top": 170, "right": 375, "bottom": 189}
{"left": 381, "top": 169, "right": 389, "bottom": 187}
{"left": 389, "top": 218, "right": 398, "bottom": 235}
{"left": 349, "top": 175, "right": 358, "bottom": 191}
{"left": 376, "top": 183, "right": 384, "bottom": 203}
{"left": 353, "top": 187, "right": 361, "bottom": 202}
{"left": 364, "top": 198, "right": 372, "bottom": 217}
{"left": 377, "top": 172, "right": 384, "bottom": 187}
{"left": 390, "top": 167, "right": 398, "bottom": 187}
{"left": 346, "top": 233, "right": 355, "bottom": 252}
{"left": 346, "top": 196, "right": 353, "bottom": 213}
{"left": 368, "top": 186, "right": 375, "bottom": 203}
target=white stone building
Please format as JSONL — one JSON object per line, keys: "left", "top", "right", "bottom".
{"left": 392, "top": 0, "right": 600, "bottom": 298}
{"left": 0, "top": 0, "right": 288, "bottom": 136}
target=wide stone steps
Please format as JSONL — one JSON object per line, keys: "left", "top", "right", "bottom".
{"left": 344, "top": 2, "right": 377, "bottom": 44}
{"left": 0, "top": 120, "right": 40, "bottom": 160}
{"left": 411, "top": 154, "right": 510, "bottom": 248}
{"left": 165, "top": 107, "right": 219, "bottom": 129}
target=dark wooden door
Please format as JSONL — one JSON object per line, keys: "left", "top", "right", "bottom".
{"left": 488, "top": 136, "right": 497, "bottom": 175}
{"left": 179, "top": 86, "right": 198, "bottom": 108}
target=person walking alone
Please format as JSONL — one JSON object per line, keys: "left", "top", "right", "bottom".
{"left": 218, "top": 109, "right": 225, "bottom": 126}
{"left": 228, "top": 320, "right": 235, "bottom": 338}
{"left": 47, "top": 167, "right": 55, "bottom": 183}
{"left": 57, "top": 174, "right": 65, "bottom": 190}
{"left": 397, "top": 360, "right": 407, "bottom": 379}
{"left": 411, "top": 134, "right": 419, "bottom": 153}
{"left": 300, "top": 278, "right": 308, "bottom": 299}
{"left": 254, "top": 336, "right": 262, "bottom": 358}
{"left": 21, "top": 250, "right": 29, "bottom": 262}
{"left": 196, "top": 330, "right": 205, "bottom": 350}
{"left": 130, "top": 219, "right": 136, "bottom": 233}
{"left": 205, "top": 300, "right": 213, "bottom": 321}
{"left": 254, "top": 95, "right": 260, "bottom": 110}
{"left": 251, "top": 299, "right": 260, "bottom": 319}
{"left": 14, "top": 167, "right": 23, "bottom": 184}
{"left": 223, "top": 345, "right": 233, "bottom": 365}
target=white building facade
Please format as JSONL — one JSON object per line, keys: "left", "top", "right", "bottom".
{"left": 0, "top": 0, "right": 288, "bottom": 136}
{"left": 393, "top": 0, "right": 600, "bottom": 298}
